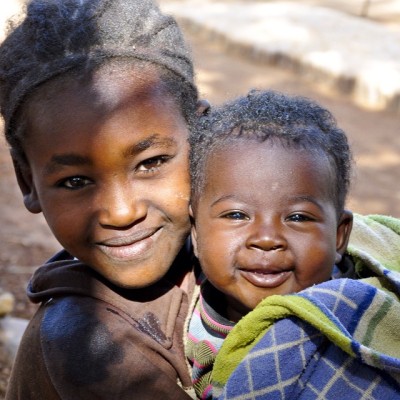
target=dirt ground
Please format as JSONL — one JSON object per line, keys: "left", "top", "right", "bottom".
{"left": 0, "top": 1, "right": 399, "bottom": 397}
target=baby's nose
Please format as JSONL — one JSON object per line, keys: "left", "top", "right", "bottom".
{"left": 246, "top": 222, "right": 286, "bottom": 252}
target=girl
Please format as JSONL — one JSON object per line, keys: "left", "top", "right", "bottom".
{"left": 0, "top": 0, "right": 204, "bottom": 398}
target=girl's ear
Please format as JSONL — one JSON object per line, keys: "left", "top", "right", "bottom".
{"left": 196, "top": 99, "right": 210, "bottom": 116}
{"left": 335, "top": 210, "right": 353, "bottom": 264}
{"left": 11, "top": 155, "right": 42, "bottom": 214}
{"left": 189, "top": 204, "right": 199, "bottom": 257}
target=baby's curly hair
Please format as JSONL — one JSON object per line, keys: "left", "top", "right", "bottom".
{"left": 190, "top": 90, "right": 352, "bottom": 214}
{"left": 0, "top": 0, "right": 198, "bottom": 159}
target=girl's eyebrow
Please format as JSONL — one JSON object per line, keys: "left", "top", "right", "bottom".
{"left": 44, "top": 135, "right": 178, "bottom": 174}
{"left": 123, "top": 134, "right": 177, "bottom": 157}
{"left": 45, "top": 154, "right": 90, "bottom": 174}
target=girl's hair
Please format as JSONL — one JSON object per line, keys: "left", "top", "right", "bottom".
{"left": 0, "top": 0, "right": 198, "bottom": 158}
{"left": 190, "top": 90, "right": 352, "bottom": 214}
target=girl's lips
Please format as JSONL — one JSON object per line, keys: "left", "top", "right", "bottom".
{"left": 99, "top": 228, "right": 159, "bottom": 246}
{"left": 96, "top": 228, "right": 161, "bottom": 261}
{"left": 240, "top": 268, "right": 292, "bottom": 288}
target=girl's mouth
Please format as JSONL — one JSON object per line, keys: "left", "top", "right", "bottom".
{"left": 96, "top": 228, "right": 162, "bottom": 261}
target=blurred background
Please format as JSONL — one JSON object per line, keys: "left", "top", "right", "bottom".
{"left": 157, "top": 0, "right": 400, "bottom": 218}
{"left": 0, "top": 0, "right": 399, "bottom": 395}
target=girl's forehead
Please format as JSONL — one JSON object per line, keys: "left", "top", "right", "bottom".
{"left": 91, "top": 63, "right": 163, "bottom": 107}
{"left": 28, "top": 64, "right": 173, "bottom": 120}
{"left": 23, "top": 64, "right": 188, "bottom": 149}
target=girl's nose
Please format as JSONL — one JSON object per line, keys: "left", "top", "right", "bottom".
{"left": 246, "top": 221, "right": 286, "bottom": 252}
{"left": 97, "top": 186, "right": 147, "bottom": 228}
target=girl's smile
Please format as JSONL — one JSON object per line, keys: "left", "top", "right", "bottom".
{"left": 95, "top": 227, "right": 162, "bottom": 261}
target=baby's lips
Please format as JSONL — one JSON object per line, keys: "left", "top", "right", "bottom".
{"left": 239, "top": 268, "right": 292, "bottom": 289}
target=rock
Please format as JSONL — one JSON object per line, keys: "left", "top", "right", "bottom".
{"left": 0, "top": 290, "right": 14, "bottom": 318}
{"left": 0, "top": 316, "right": 29, "bottom": 361}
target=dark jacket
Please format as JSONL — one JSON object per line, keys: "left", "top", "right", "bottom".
{"left": 6, "top": 250, "right": 197, "bottom": 399}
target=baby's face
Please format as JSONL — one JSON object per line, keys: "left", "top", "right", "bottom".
{"left": 19, "top": 66, "right": 191, "bottom": 288}
{"left": 191, "top": 140, "right": 352, "bottom": 321}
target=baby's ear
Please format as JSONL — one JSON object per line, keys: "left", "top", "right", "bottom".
{"left": 11, "top": 154, "right": 42, "bottom": 214}
{"left": 335, "top": 210, "right": 353, "bottom": 264}
{"left": 189, "top": 204, "right": 199, "bottom": 257}
{"left": 196, "top": 99, "right": 211, "bottom": 116}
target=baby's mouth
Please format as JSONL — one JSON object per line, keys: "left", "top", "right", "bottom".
{"left": 239, "top": 267, "right": 292, "bottom": 288}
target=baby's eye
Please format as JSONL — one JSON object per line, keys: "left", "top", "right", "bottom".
{"left": 137, "top": 156, "right": 170, "bottom": 173}
{"left": 221, "top": 211, "right": 249, "bottom": 220}
{"left": 287, "top": 213, "right": 313, "bottom": 222}
{"left": 58, "top": 176, "right": 92, "bottom": 190}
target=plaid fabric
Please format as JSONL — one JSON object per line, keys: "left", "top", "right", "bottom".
{"left": 212, "top": 214, "right": 400, "bottom": 399}
{"left": 213, "top": 280, "right": 400, "bottom": 399}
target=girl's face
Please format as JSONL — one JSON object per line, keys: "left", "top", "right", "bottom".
{"left": 191, "top": 140, "right": 352, "bottom": 322}
{"left": 18, "top": 66, "right": 191, "bottom": 288}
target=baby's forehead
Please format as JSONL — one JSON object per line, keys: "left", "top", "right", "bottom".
{"left": 202, "top": 139, "right": 337, "bottom": 201}
{"left": 207, "top": 135, "right": 327, "bottom": 159}
{"left": 204, "top": 137, "right": 337, "bottom": 183}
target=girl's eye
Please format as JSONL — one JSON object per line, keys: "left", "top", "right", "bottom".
{"left": 287, "top": 213, "right": 313, "bottom": 222}
{"left": 58, "top": 176, "right": 92, "bottom": 190}
{"left": 137, "top": 156, "right": 170, "bottom": 173}
{"left": 221, "top": 211, "right": 249, "bottom": 220}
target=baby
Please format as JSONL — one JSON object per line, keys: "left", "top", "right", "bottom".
{"left": 187, "top": 89, "right": 400, "bottom": 399}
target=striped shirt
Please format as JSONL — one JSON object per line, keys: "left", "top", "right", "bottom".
{"left": 186, "top": 281, "right": 234, "bottom": 399}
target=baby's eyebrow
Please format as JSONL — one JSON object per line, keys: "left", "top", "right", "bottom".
{"left": 210, "top": 194, "right": 238, "bottom": 208}
{"left": 45, "top": 154, "right": 90, "bottom": 174}
{"left": 123, "top": 134, "right": 177, "bottom": 157}
{"left": 290, "top": 195, "right": 324, "bottom": 210}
